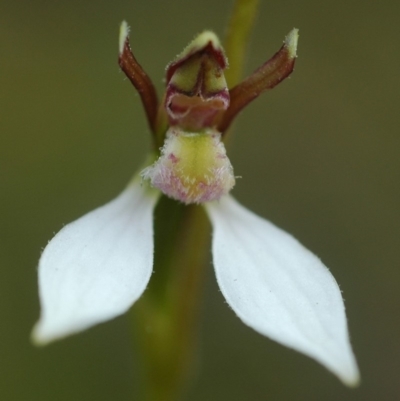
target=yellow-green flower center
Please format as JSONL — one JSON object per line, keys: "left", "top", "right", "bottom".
{"left": 142, "top": 128, "right": 235, "bottom": 204}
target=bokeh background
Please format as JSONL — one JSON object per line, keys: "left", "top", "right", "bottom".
{"left": 1, "top": 0, "right": 399, "bottom": 400}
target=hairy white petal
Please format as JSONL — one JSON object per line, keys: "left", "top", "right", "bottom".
{"left": 205, "top": 196, "right": 360, "bottom": 386}
{"left": 32, "top": 181, "right": 159, "bottom": 344}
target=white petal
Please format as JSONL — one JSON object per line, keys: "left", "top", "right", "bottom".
{"left": 205, "top": 196, "right": 360, "bottom": 386}
{"left": 32, "top": 180, "right": 160, "bottom": 344}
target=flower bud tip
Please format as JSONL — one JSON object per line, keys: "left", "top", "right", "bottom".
{"left": 285, "top": 28, "right": 299, "bottom": 59}
{"left": 119, "top": 21, "right": 130, "bottom": 55}
{"left": 180, "top": 31, "right": 224, "bottom": 63}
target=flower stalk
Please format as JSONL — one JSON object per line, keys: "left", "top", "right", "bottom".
{"left": 133, "top": 197, "right": 210, "bottom": 401}
{"left": 224, "top": 0, "right": 260, "bottom": 87}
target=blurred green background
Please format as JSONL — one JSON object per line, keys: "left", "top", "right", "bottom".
{"left": 1, "top": 0, "right": 399, "bottom": 400}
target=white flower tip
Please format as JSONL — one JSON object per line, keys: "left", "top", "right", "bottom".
{"left": 338, "top": 358, "right": 361, "bottom": 387}
{"left": 284, "top": 28, "right": 299, "bottom": 59}
{"left": 317, "top": 335, "right": 360, "bottom": 387}
{"left": 119, "top": 20, "right": 130, "bottom": 54}
{"left": 31, "top": 318, "right": 76, "bottom": 346}
{"left": 345, "top": 373, "right": 361, "bottom": 388}
{"left": 30, "top": 321, "right": 55, "bottom": 346}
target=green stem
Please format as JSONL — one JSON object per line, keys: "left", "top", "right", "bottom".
{"left": 224, "top": 0, "right": 260, "bottom": 88}
{"left": 132, "top": 196, "right": 210, "bottom": 401}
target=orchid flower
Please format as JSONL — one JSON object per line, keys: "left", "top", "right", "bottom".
{"left": 32, "top": 21, "right": 359, "bottom": 387}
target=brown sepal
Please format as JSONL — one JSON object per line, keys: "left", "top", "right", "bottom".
{"left": 218, "top": 42, "right": 296, "bottom": 134}
{"left": 118, "top": 34, "right": 159, "bottom": 134}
